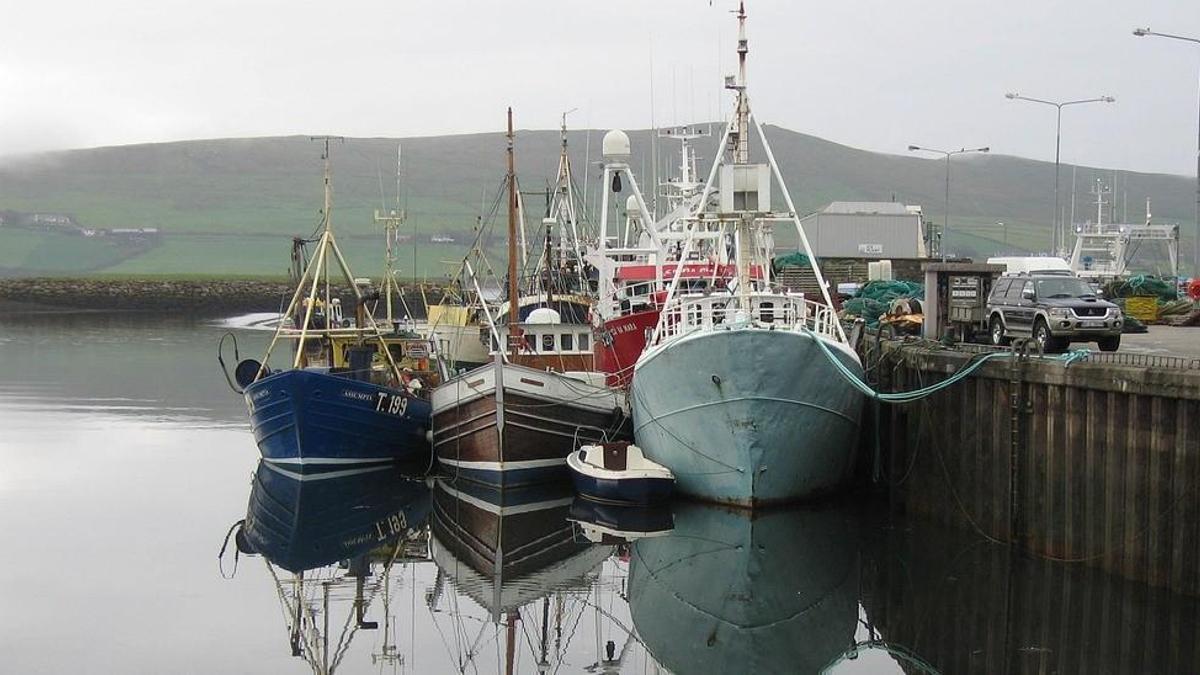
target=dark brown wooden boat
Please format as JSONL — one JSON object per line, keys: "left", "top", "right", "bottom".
{"left": 431, "top": 109, "right": 630, "bottom": 487}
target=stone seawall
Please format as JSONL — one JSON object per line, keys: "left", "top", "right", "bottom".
{"left": 0, "top": 278, "right": 444, "bottom": 316}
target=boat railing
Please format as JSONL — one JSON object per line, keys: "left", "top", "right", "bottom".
{"left": 655, "top": 292, "right": 842, "bottom": 344}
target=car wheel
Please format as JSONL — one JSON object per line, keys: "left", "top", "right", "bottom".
{"left": 1097, "top": 335, "right": 1121, "bottom": 352}
{"left": 989, "top": 316, "right": 1010, "bottom": 346}
{"left": 1033, "top": 318, "right": 1064, "bottom": 353}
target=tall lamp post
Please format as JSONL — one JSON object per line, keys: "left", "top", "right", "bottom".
{"left": 908, "top": 145, "right": 990, "bottom": 262}
{"left": 1134, "top": 27, "right": 1200, "bottom": 278}
{"left": 1004, "top": 93, "right": 1115, "bottom": 255}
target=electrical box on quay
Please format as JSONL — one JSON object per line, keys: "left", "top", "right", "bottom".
{"left": 921, "top": 262, "right": 1005, "bottom": 342}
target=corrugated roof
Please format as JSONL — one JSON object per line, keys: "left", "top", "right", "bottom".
{"left": 823, "top": 201, "right": 912, "bottom": 215}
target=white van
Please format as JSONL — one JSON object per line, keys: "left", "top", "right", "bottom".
{"left": 986, "top": 256, "right": 1075, "bottom": 276}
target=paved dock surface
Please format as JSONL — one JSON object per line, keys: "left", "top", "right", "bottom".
{"left": 1120, "top": 325, "right": 1200, "bottom": 359}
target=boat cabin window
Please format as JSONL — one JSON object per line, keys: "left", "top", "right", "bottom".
{"left": 561, "top": 333, "right": 574, "bottom": 351}
{"left": 760, "top": 301, "right": 775, "bottom": 323}
{"left": 387, "top": 344, "right": 405, "bottom": 360}
{"left": 578, "top": 332, "right": 590, "bottom": 351}
{"left": 542, "top": 334, "right": 555, "bottom": 352}
{"left": 525, "top": 334, "right": 537, "bottom": 352}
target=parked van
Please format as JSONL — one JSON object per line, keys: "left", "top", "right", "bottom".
{"left": 987, "top": 256, "right": 1074, "bottom": 276}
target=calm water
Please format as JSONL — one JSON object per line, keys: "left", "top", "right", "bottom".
{"left": 2, "top": 313, "right": 1198, "bottom": 674}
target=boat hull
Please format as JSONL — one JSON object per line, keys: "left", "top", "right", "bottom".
{"left": 566, "top": 452, "right": 673, "bottom": 505}
{"left": 245, "top": 369, "right": 432, "bottom": 471}
{"left": 630, "top": 328, "right": 864, "bottom": 506}
{"left": 431, "top": 362, "right": 631, "bottom": 488}
{"left": 595, "top": 308, "right": 659, "bottom": 388}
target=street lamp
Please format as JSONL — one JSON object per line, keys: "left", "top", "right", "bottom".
{"left": 1133, "top": 27, "right": 1200, "bottom": 278}
{"left": 1004, "top": 92, "right": 1115, "bottom": 255}
{"left": 908, "top": 145, "right": 990, "bottom": 261}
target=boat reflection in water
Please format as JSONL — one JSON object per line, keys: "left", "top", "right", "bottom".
{"left": 429, "top": 478, "right": 612, "bottom": 621}
{"left": 628, "top": 502, "right": 860, "bottom": 674}
{"left": 428, "top": 478, "right": 631, "bottom": 672}
{"left": 567, "top": 496, "right": 675, "bottom": 545}
{"left": 234, "top": 461, "right": 432, "bottom": 673}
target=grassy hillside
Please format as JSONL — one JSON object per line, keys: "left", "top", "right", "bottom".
{"left": 0, "top": 126, "right": 1194, "bottom": 277}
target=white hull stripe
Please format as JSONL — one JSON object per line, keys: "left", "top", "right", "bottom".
{"left": 437, "top": 456, "right": 566, "bottom": 471}
{"left": 261, "top": 462, "right": 395, "bottom": 482}
{"left": 263, "top": 456, "right": 396, "bottom": 466}
{"left": 436, "top": 483, "right": 573, "bottom": 516}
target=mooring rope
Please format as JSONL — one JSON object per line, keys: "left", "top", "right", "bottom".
{"left": 803, "top": 328, "right": 1090, "bottom": 404}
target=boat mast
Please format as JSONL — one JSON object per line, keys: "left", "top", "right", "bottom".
{"left": 319, "top": 136, "right": 336, "bottom": 320}
{"left": 374, "top": 144, "right": 406, "bottom": 325}
{"left": 507, "top": 108, "right": 520, "bottom": 360}
{"left": 730, "top": 2, "right": 752, "bottom": 306}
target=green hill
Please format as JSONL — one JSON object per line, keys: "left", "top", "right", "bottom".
{"left": 0, "top": 126, "right": 1193, "bottom": 278}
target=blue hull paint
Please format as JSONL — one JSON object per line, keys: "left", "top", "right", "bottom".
{"left": 244, "top": 369, "right": 431, "bottom": 470}
{"left": 570, "top": 469, "right": 673, "bottom": 505}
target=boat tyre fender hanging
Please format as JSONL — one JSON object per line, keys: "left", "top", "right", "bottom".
{"left": 234, "top": 359, "right": 270, "bottom": 389}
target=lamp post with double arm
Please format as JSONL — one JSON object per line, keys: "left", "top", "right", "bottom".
{"left": 908, "top": 145, "right": 990, "bottom": 262}
{"left": 1004, "top": 93, "right": 1115, "bottom": 254}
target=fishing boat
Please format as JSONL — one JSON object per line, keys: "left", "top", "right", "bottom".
{"left": 431, "top": 110, "right": 630, "bottom": 488}
{"left": 588, "top": 125, "right": 742, "bottom": 389}
{"left": 237, "top": 139, "right": 444, "bottom": 473}
{"left": 629, "top": 6, "right": 865, "bottom": 506}
{"left": 567, "top": 442, "right": 674, "bottom": 505}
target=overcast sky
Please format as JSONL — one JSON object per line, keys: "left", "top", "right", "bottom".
{"left": 3, "top": 0, "right": 1198, "bottom": 175}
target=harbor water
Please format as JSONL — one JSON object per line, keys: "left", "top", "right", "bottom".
{"left": 3, "top": 313, "right": 1200, "bottom": 674}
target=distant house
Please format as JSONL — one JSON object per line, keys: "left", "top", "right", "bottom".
{"left": 798, "top": 201, "right": 927, "bottom": 259}
{"left": 31, "top": 213, "right": 73, "bottom": 226}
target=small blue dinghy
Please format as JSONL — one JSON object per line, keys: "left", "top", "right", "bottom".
{"left": 567, "top": 442, "right": 674, "bottom": 505}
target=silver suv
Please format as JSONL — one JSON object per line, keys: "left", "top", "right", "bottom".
{"left": 987, "top": 274, "right": 1123, "bottom": 352}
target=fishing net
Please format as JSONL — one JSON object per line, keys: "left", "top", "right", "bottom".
{"left": 772, "top": 252, "right": 814, "bottom": 272}
{"left": 855, "top": 280, "right": 924, "bottom": 303}
{"left": 1103, "top": 275, "right": 1178, "bottom": 303}
{"left": 841, "top": 280, "right": 924, "bottom": 326}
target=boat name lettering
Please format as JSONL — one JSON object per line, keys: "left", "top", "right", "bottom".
{"left": 374, "top": 391, "right": 409, "bottom": 416}
{"left": 374, "top": 512, "right": 408, "bottom": 541}
{"left": 341, "top": 389, "right": 375, "bottom": 402}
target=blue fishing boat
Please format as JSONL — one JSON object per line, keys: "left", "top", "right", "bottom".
{"left": 245, "top": 367, "right": 432, "bottom": 473}
{"left": 233, "top": 139, "right": 445, "bottom": 471}
{"left": 567, "top": 442, "right": 674, "bottom": 505}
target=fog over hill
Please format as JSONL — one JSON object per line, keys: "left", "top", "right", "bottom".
{"left": 0, "top": 125, "right": 1193, "bottom": 277}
